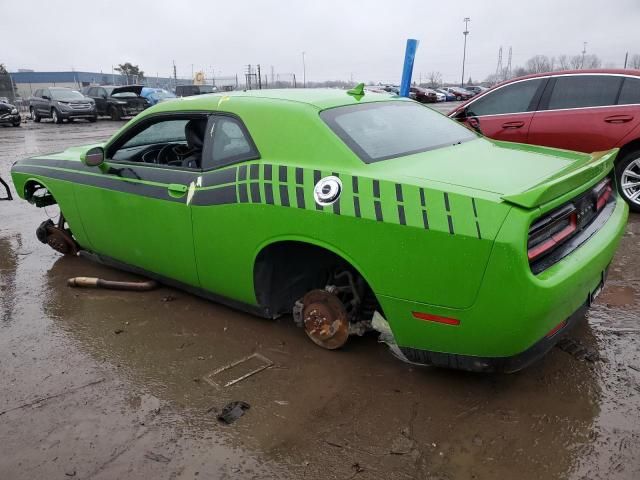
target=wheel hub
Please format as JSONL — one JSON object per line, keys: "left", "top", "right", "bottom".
{"left": 302, "top": 290, "right": 349, "bottom": 350}
{"left": 622, "top": 158, "right": 640, "bottom": 206}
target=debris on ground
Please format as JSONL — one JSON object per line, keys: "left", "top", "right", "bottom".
{"left": 67, "top": 277, "right": 158, "bottom": 291}
{"left": 114, "top": 329, "right": 124, "bottom": 335}
{"left": 217, "top": 401, "right": 251, "bottom": 424}
{"left": 144, "top": 451, "right": 171, "bottom": 463}
{"left": 203, "top": 353, "right": 273, "bottom": 388}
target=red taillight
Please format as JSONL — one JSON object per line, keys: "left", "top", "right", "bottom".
{"left": 527, "top": 210, "right": 578, "bottom": 261}
{"left": 595, "top": 178, "right": 613, "bottom": 211}
{"left": 412, "top": 311, "right": 460, "bottom": 326}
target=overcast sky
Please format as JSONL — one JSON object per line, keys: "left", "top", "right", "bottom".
{"left": 3, "top": 0, "right": 640, "bottom": 84}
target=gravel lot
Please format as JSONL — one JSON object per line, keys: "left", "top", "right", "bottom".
{"left": 1, "top": 114, "right": 639, "bottom": 480}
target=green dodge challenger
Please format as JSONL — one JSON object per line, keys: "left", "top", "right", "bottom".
{"left": 11, "top": 88, "right": 628, "bottom": 372}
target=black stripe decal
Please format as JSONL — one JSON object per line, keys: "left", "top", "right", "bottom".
{"left": 238, "top": 183, "right": 249, "bottom": 203}
{"left": 250, "top": 182, "right": 261, "bottom": 203}
{"left": 296, "top": 187, "right": 305, "bottom": 209}
{"left": 476, "top": 222, "right": 482, "bottom": 239}
{"left": 264, "top": 183, "right": 274, "bottom": 205}
{"left": 398, "top": 205, "right": 406, "bottom": 225}
{"left": 279, "top": 185, "right": 290, "bottom": 207}
{"left": 373, "top": 179, "right": 380, "bottom": 198}
{"left": 279, "top": 165, "right": 287, "bottom": 182}
{"left": 263, "top": 164, "right": 272, "bottom": 181}
{"left": 419, "top": 188, "right": 426, "bottom": 207}
{"left": 422, "top": 210, "right": 429, "bottom": 229}
{"left": 471, "top": 197, "right": 478, "bottom": 217}
{"left": 332, "top": 200, "right": 340, "bottom": 215}
{"left": 202, "top": 167, "right": 237, "bottom": 187}
{"left": 13, "top": 165, "right": 182, "bottom": 203}
{"left": 447, "top": 215, "right": 454, "bottom": 235}
{"left": 295, "top": 167, "right": 304, "bottom": 185}
{"left": 444, "top": 192, "right": 451, "bottom": 212}
{"left": 352, "top": 176, "right": 359, "bottom": 194}
{"left": 374, "top": 200, "right": 383, "bottom": 221}
{"left": 191, "top": 185, "right": 237, "bottom": 206}
{"left": 313, "top": 170, "right": 321, "bottom": 184}
{"left": 238, "top": 165, "right": 248, "bottom": 182}
{"left": 395, "top": 184, "right": 403, "bottom": 202}
{"left": 354, "top": 197, "right": 361, "bottom": 218}
{"left": 250, "top": 164, "right": 260, "bottom": 181}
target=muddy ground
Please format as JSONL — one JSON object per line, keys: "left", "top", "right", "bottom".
{"left": 1, "top": 116, "right": 639, "bottom": 480}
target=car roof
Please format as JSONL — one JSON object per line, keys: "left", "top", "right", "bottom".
{"left": 163, "top": 88, "right": 409, "bottom": 110}
{"left": 492, "top": 68, "right": 640, "bottom": 88}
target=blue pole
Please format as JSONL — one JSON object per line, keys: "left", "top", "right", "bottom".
{"left": 400, "top": 39, "right": 419, "bottom": 97}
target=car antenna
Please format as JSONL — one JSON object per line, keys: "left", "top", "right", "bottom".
{"left": 346, "top": 83, "right": 365, "bottom": 97}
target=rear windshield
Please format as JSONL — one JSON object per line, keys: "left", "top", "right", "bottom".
{"left": 321, "top": 101, "right": 477, "bottom": 163}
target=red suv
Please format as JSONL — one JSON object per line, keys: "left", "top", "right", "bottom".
{"left": 449, "top": 69, "right": 640, "bottom": 211}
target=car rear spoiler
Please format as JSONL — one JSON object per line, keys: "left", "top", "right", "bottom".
{"left": 501, "top": 149, "right": 618, "bottom": 209}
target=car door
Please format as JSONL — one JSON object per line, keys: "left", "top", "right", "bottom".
{"left": 74, "top": 114, "right": 205, "bottom": 286}
{"left": 455, "top": 77, "right": 547, "bottom": 143}
{"left": 190, "top": 114, "right": 261, "bottom": 302}
{"left": 527, "top": 74, "right": 638, "bottom": 153}
{"left": 39, "top": 89, "right": 51, "bottom": 115}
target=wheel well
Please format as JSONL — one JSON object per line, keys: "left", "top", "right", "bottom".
{"left": 253, "top": 241, "right": 378, "bottom": 319}
{"left": 617, "top": 138, "right": 640, "bottom": 162}
{"left": 24, "top": 180, "right": 57, "bottom": 207}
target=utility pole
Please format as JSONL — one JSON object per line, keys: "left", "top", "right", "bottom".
{"left": 173, "top": 61, "right": 177, "bottom": 90}
{"left": 302, "top": 51, "right": 306, "bottom": 88}
{"left": 624, "top": 51, "right": 629, "bottom": 69}
{"left": 461, "top": 17, "right": 470, "bottom": 87}
{"left": 581, "top": 42, "right": 587, "bottom": 69}
{"left": 495, "top": 46, "right": 503, "bottom": 81}
{"left": 506, "top": 47, "right": 512, "bottom": 79}
{"left": 257, "top": 64, "right": 262, "bottom": 89}
{"left": 271, "top": 65, "right": 275, "bottom": 85}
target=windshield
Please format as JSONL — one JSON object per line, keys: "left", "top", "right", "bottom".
{"left": 50, "top": 89, "right": 85, "bottom": 101}
{"left": 321, "top": 101, "right": 477, "bottom": 163}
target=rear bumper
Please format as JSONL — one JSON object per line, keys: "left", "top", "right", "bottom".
{"left": 399, "top": 300, "right": 589, "bottom": 373}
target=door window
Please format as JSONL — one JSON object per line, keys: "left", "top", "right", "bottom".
{"left": 546, "top": 75, "right": 622, "bottom": 110}
{"left": 34, "top": 89, "right": 42, "bottom": 97}
{"left": 206, "top": 116, "right": 258, "bottom": 169}
{"left": 110, "top": 117, "right": 208, "bottom": 169}
{"left": 465, "top": 78, "right": 545, "bottom": 116}
{"left": 618, "top": 77, "right": 640, "bottom": 105}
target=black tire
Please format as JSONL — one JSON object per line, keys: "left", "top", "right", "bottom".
{"left": 615, "top": 150, "right": 640, "bottom": 213}
{"left": 51, "top": 108, "right": 63, "bottom": 124}
{"left": 12, "top": 120, "right": 20, "bottom": 127}
{"left": 456, "top": 95, "right": 462, "bottom": 101}
{"left": 31, "top": 107, "right": 41, "bottom": 123}
{"left": 109, "top": 106, "right": 122, "bottom": 121}
{"left": 89, "top": 116, "right": 97, "bottom": 123}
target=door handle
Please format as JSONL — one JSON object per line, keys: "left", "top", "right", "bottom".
{"left": 167, "top": 183, "right": 188, "bottom": 197}
{"left": 604, "top": 115, "right": 633, "bottom": 124}
{"left": 501, "top": 121, "right": 525, "bottom": 129}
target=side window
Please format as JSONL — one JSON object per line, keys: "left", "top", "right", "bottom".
{"left": 618, "top": 77, "right": 640, "bottom": 105}
{"left": 34, "top": 89, "right": 42, "bottom": 97}
{"left": 43, "top": 89, "right": 50, "bottom": 99}
{"left": 207, "top": 116, "right": 258, "bottom": 168}
{"left": 547, "top": 75, "right": 622, "bottom": 110}
{"left": 120, "top": 120, "right": 189, "bottom": 149}
{"left": 466, "top": 78, "right": 545, "bottom": 116}
{"left": 87, "top": 87, "right": 97, "bottom": 96}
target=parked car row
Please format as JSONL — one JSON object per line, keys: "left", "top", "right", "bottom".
{"left": 364, "top": 84, "right": 488, "bottom": 103}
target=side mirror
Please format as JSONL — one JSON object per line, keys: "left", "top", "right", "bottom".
{"left": 467, "top": 116, "right": 483, "bottom": 135}
{"left": 81, "top": 146, "right": 105, "bottom": 167}
{"left": 42, "top": 95, "right": 50, "bottom": 100}
{"left": 101, "top": 93, "right": 107, "bottom": 99}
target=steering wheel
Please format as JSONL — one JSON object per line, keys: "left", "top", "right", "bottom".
{"left": 140, "top": 145, "right": 163, "bottom": 164}
{"left": 156, "top": 143, "right": 181, "bottom": 165}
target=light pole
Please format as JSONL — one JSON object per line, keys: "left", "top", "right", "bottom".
{"left": 302, "top": 51, "right": 306, "bottom": 88}
{"left": 581, "top": 42, "right": 587, "bottom": 69}
{"left": 461, "top": 17, "right": 470, "bottom": 87}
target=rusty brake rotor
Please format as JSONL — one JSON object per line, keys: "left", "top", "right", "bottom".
{"left": 46, "top": 225, "right": 78, "bottom": 256}
{"left": 301, "top": 289, "right": 349, "bottom": 350}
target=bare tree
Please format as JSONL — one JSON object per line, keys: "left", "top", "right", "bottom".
{"left": 582, "top": 54, "right": 602, "bottom": 69}
{"left": 569, "top": 55, "right": 583, "bottom": 69}
{"left": 557, "top": 55, "right": 570, "bottom": 70}
{"left": 0, "top": 64, "right": 7, "bottom": 75}
{"left": 630, "top": 54, "right": 640, "bottom": 69}
{"left": 525, "top": 55, "right": 552, "bottom": 73}
{"left": 427, "top": 71, "right": 442, "bottom": 89}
